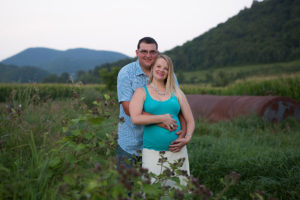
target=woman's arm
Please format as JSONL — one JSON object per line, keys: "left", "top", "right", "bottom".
{"left": 169, "top": 90, "right": 195, "bottom": 152}
{"left": 176, "top": 111, "right": 187, "bottom": 138}
{"left": 179, "top": 91, "right": 195, "bottom": 142}
{"left": 129, "top": 87, "right": 177, "bottom": 129}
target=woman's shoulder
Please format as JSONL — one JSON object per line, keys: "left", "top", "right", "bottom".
{"left": 174, "top": 88, "right": 186, "bottom": 103}
{"left": 134, "top": 87, "right": 146, "bottom": 96}
{"left": 132, "top": 87, "right": 146, "bottom": 102}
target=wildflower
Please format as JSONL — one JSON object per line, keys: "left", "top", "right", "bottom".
{"left": 174, "top": 189, "right": 184, "bottom": 200}
{"left": 179, "top": 170, "right": 188, "bottom": 177}
{"left": 192, "top": 177, "right": 199, "bottom": 185}
{"left": 162, "top": 168, "right": 172, "bottom": 177}
{"left": 93, "top": 163, "right": 102, "bottom": 172}
{"left": 139, "top": 167, "right": 148, "bottom": 174}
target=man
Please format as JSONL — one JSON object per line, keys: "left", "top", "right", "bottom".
{"left": 117, "top": 37, "right": 186, "bottom": 168}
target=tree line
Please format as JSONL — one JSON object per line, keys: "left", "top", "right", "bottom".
{"left": 166, "top": 0, "right": 300, "bottom": 70}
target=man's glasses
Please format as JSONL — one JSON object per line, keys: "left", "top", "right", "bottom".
{"left": 138, "top": 49, "right": 158, "bottom": 56}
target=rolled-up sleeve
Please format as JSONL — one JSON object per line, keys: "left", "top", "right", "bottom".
{"left": 117, "top": 68, "right": 133, "bottom": 103}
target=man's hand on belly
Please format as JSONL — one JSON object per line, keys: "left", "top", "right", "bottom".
{"left": 157, "top": 122, "right": 178, "bottom": 131}
{"left": 169, "top": 137, "right": 189, "bottom": 152}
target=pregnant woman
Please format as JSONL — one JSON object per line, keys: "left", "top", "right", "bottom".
{"left": 129, "top": 54, "right": 195, "bottom": 186}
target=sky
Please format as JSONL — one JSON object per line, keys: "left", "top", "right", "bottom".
{"left": 0, "top": 0, "right": 263, "bottom": 61}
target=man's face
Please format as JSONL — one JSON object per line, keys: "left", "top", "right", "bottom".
{"left": 136, "top": 42, "right": 158, "bottom": 70}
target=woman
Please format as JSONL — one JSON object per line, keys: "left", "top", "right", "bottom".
{"left": 129, "top": 54, "right": 195, "bottom": 186}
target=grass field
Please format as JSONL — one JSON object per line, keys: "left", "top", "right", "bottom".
{"left": 1, "top": 81, "right": 299, "bottom": 199}
{"left": 181, "top": 59, "right": 300, "bottom": 86}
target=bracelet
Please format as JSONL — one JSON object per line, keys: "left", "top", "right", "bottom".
{"left": 185, "top": 133, "right": 192, "bottom": 138}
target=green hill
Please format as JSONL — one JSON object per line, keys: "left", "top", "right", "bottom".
{"left": 1, "top": 48, "right": 129, "bottom": 75}
{"left": 166, "top": 0, "right": 300, "bottom": 70}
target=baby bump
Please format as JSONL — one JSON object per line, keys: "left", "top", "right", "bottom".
{"left": 143, "top": 124, "right": 180, "bottom": 151}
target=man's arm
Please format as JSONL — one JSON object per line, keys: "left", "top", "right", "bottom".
{"left": 121, "top": 101, "right": 130, "bottom": 116}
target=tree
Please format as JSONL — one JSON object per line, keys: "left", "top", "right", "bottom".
{"left": 99, "top": 67, "right": 120, "bottom": 91}
{"left": 176, "top": 71, "right": 185, "bottom": 83}
{"left": 42, "top": 74, "right": 59, "bottom": 83}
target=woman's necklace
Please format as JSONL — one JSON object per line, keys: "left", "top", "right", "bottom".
{"left": 150, "top": 83, "right": 168, "bottom": 96}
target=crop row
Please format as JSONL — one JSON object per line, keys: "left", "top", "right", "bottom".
{"left": 1, "top": 76, "right": 299, "bottom": 103}
{"left": 181, "top": 77, "right": 300, "bottom": 102}
{"left": 0, "top": 83, "right": 106, "bottom": 102}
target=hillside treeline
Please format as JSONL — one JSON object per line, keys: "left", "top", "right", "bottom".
{"left": 166, "top": 0, "right": 300, "bottom": 70}
{"left": 0, "top": 63, "right": 49, "bottom": 83}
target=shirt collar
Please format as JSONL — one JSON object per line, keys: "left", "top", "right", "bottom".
{"left": 135, "top": 59, "right": 146, "bottom": 76}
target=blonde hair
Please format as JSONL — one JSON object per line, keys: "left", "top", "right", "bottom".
{"left": 148, "top": 54, "right": 183, "bottom": 99}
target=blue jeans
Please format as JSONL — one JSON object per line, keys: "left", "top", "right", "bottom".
{"left": 116, "top": 144, "right": 142, "bottom": 170}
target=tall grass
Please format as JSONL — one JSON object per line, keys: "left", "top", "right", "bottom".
{"left": 223, "top": 77, "right": 300, "bottom": 102}
{"left": 0, "top": 99, "right": 81, "bottom": 199}
{"left": 189, "top": 116, "right": 300, "bottom": 199}
{"left": 0, "top": 83, "right": 106, "bottom": 102}
{"left": 181, "top": 76, "right": 300, "bottom": 102}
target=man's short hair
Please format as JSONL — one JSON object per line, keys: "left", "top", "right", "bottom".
{"left": 137, "top": 37, "right": 158, "bottom": 50}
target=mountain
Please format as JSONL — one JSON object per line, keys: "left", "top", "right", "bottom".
{"left": 1, "top": 47, "right": 129, "bottom": 75}
{"left": 165, "top": 0, "right": 300, "bottom": 70}
{"left": 0, "top": 63, "right": 50, "bottom": 83}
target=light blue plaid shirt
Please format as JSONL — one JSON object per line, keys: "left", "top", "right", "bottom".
{"left": 117, "top": 60, "right": 148, "bottom": 155}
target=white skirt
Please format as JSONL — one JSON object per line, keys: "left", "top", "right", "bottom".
{"left": 142, "top": 146, "right": 190, "bottom": 186}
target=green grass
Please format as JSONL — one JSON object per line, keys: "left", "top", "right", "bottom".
{"left": 0, "top": 94, "right": 120, "bottom": 199}
{"left": 0, "top": 100, "right": 79, "bottom": 199}
{"left": 189, "top": 116, "right": 300, "bottom": 199}
{"left": 0, "top": 83, "right": 106, "bottom": 102}
{"left": 0, "top": 89, "right": 299, "bottom": 199}
{"left": 181, "top": 59, "right": 300, "bottom": 84}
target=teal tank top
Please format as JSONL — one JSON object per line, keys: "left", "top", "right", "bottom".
{"left": 143, "top": 86, "right": 181, "bottom": 151}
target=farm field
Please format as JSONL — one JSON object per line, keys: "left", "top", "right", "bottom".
{"left": 0, "top": 77, "right": 300, "bottom": 199}
{"left": 181, "top": 59, "right": 300, "bottom": 86}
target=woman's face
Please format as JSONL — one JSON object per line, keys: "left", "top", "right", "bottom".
{"left": 153, "top": 58, "right": 169, "bottom": 81}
